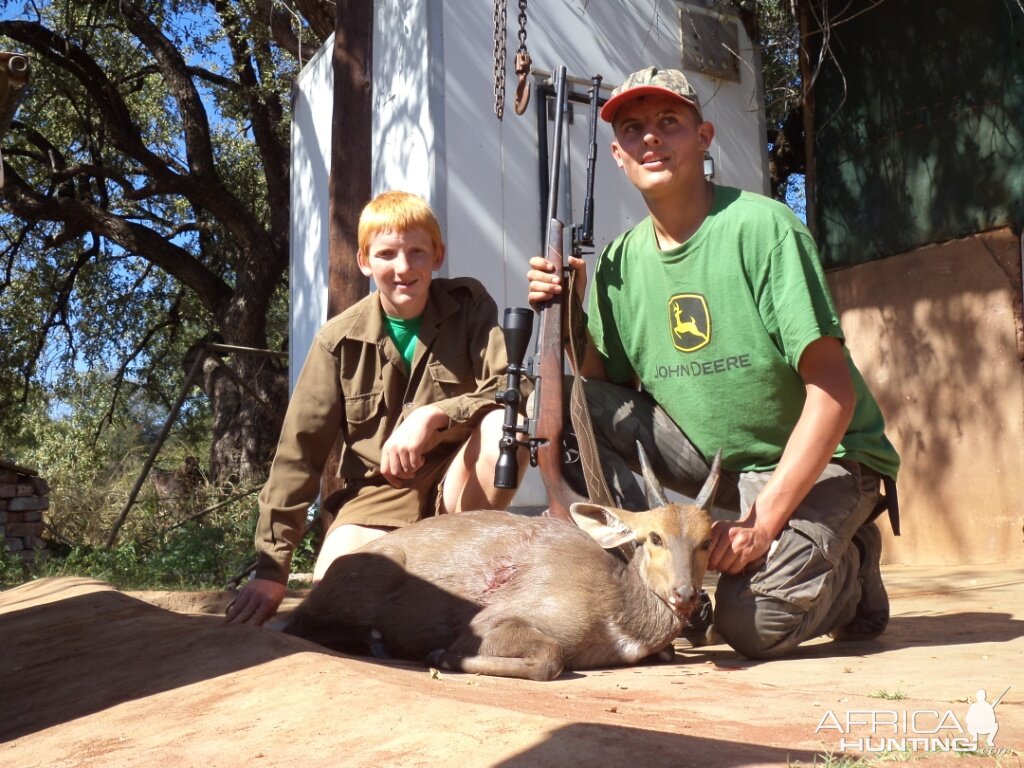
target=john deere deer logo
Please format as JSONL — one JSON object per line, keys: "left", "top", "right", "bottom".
{"left": 669, "top": 294, "right": 711, "bottom": 352}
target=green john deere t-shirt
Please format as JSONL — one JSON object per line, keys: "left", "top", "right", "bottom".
{"left": 589, "top": 185, "right": 900, "bottom": 479}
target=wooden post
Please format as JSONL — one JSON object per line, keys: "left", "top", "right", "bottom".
{"left": 321, "top": 1, "right": 373, "bottom": 531}
{"left": 328, "top": 0, "right": 373, "bottom": 319}
{"left": 798, "top": 0, "right": 820, "bottom": 238}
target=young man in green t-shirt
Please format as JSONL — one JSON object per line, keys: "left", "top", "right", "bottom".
{"left": 528, "top": 67, "right": 900, "bottom": 659}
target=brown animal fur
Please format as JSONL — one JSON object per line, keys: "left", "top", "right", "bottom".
{"left": 283, "top": 463, "right": 719, "bottom": 681}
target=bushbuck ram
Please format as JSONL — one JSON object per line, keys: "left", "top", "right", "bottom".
{"left": 283, "top": 446, "right": 721, "bottom": 681}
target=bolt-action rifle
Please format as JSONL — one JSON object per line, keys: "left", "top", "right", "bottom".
{"left": 494, "top": 66, "right": 604, "bottom": 520}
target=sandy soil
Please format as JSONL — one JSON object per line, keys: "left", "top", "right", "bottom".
{"left": 1, "top": 567, "right": 1021, "bottom": 767}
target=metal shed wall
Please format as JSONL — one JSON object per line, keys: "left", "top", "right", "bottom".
{"left": 290, "top": 0, "right": 768, "bottom": 508}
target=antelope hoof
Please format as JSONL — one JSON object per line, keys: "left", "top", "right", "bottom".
{"left": 368, "top": 629, "right": 390, "bottom": 659}
{"left": 425, "top": 648, "right": 447, "bottom": 668}
{"left": 644, "top": 644, "right": 676, "bottom": 664}
{"left": 684, "top": 624, "right": 719, "bottom": 648}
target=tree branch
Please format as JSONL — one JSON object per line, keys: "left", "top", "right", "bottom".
{"left": 108, "top": 1, "right": 218, "bottom": 178}
{"left": 97, "top": 291, "right": 185, "bottom": 440}
{"left": 0, "top": 17, "right": 274, "bottom": 259}
{"left": 215, "top": 0, "right": 290, "bottom": 244}
{"left": 292, "top": 0, "right": 336, "bottom": 41}
{"left": 1, "top": 168, "right": 233, "bottom": 313}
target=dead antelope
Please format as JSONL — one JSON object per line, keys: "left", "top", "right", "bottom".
{"left": 282, "top": 446, "right": 721, "bottom": 681}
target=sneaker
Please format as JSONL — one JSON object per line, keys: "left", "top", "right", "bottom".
{"left": 679, "top": 589, "right": 717, "bottom": 646}
{"left": 830, "top": 523, "right": 889, "bottom": 641}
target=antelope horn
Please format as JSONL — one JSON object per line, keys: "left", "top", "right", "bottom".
{"left": 694, "top": 449, "right": 722, "bottom": 512}
{"left": 637, "top": 441, "right": 670, "bottom": 508}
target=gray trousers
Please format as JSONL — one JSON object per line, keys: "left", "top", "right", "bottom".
{"left": 562, "top": 378, "right": 881, "bottom": 659}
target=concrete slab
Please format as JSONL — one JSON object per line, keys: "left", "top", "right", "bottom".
{"left": 1, "top": 565, "right": 1021, "bottom": 767}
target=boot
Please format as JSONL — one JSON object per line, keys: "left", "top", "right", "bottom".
{"left": 830, "top": 522, "right": 889, "bottom": 641}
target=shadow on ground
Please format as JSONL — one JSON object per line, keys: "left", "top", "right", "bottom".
{"left": 494, "top": 722, "right": 820, "bottom": 768}
{"left": 0, "top": 579, "right": 301, "bottom": 741}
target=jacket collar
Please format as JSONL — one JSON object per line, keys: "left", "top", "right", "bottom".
{"left": 343, "top": 279, "right": 460, "bottom": 355}
{"left": 416, "top": 279, "right": 460, "bottom": 350}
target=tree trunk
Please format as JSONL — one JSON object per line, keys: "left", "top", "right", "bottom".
{"left": 201, "top": 353, "right": 287, "bottom": 487}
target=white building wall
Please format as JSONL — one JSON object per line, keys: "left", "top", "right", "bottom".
{"left": 290, "top": 0, "right": 767, "bottom": 505}
{"left": 289, "top": 38, "right": 334, "bottom": 386}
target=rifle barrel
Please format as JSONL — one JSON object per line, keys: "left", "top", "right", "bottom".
{"left": 991, "top": 685, "right": 1011, "bottom": 708}
{"left": 545, "top": 67, "right": 567, "bottom": 225}
{"left": 579, "top": 74, "right": 602, "bottom": 246}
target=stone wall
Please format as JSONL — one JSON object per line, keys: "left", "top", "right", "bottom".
{"left": 0, "top": 459, "right": 49, "bottom": 561}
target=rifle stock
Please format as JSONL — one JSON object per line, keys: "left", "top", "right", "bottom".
{"left": 496, "top": 67, "right": 600, "bottom": 519}
{"left": 531, "top": 67, "right": 587, "bottom": 521}
{"left": 533, "top": 217, "right": 585, "bottom": 520}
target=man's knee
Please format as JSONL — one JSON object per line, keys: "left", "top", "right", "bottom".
{"left": 450, "top": 408, "right": 510, "bottom": 476}
{"left": 443, "top": 408, "right": 525, "bottom": 511}
{"left": 313, "top": 524, "right": 390, "bottom": 582}
{"left": 474, "top": 408, "right": 506, "bottom": 461}
{"left": 714, "top": 578, "right": 809, "bottom": 660}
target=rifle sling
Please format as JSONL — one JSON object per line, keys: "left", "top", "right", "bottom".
{"left": 566, "top": 269, "right": 615, "bottom": 507}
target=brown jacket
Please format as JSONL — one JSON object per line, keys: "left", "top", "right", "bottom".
{"left": 254, "top": 277, "right": 511, "bottom": 583}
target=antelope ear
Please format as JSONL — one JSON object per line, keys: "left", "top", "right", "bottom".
{"left": 570, "top": 503, "right": 637, "bottom": 550}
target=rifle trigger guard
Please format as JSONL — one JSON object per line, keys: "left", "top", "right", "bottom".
{"left": 514, "top": 52, "right": 532, "bottom": 115}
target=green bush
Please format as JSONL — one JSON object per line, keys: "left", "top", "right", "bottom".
{"left": 4, "top": 523, "right": 246, "bottom": 591}
{"left": 0, "top": 370, "right": 328, "bottom": 593}
{"left": 1, "top": 498, "right": 322, "bottom": 592}
{"left": 0, "top": 371, "right": 271, "bottom": 592}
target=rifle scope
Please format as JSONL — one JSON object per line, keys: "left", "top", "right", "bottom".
{"left": 493, "top": 306, "right": 534, "bottom": 489}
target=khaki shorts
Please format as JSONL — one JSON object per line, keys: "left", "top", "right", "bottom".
{"left": 323, "top": 420, "right": 474, "bottom": 533}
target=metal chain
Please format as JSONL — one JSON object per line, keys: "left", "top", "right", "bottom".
{"left": 493, "top": 0, "right": 507, "bottom": 120}
{"left": 513, "top": 0, "right": 531, "bottom": 115}
{"left": 516, "top": 0, "right": 528, "bottom": 54}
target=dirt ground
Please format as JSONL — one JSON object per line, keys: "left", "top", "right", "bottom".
{"left": 1, "top": 565, "right": 1021, "bottom": 768}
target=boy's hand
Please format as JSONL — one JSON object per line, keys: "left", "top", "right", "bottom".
{"left": 380, "top": 404, "right": 450, "bottom": 486}
{"left": 225, "top": 578, "right": 286, "bottom": 626}
{"left": 527, "top": 254, "right": 587, "bottom": 308}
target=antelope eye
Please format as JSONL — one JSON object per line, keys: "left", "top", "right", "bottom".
{"left": 648, "top": 532, "right": 664, "bottom": 547}
{"left": 700, "top": 539, "right": 711, "bottom": 551}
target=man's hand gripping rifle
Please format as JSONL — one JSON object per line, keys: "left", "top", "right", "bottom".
{"left": 493, "top": 66, "right": 604, "bottom": 520}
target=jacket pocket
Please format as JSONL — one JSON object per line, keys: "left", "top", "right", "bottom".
{"left": 427, "top": 360, "right": 466, "bottom": 399}
{"left": 344, "top": 388, "right": 384, "bottom": 425}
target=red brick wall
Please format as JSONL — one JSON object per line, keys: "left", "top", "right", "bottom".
{"left": 0, "top": 460, "right": 48, "bottom": 561}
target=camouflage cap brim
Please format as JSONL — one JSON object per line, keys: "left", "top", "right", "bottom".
{"left": 600, "top": 66, "right": 702, "bottom": 123}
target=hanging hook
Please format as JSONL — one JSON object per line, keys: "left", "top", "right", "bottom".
{"left": 513, "top": 51, "right": 532, "bottom": 115}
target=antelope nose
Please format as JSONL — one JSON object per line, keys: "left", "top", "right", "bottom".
{"left": 675, "top": 585, "right": 697, "bottom": 605}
